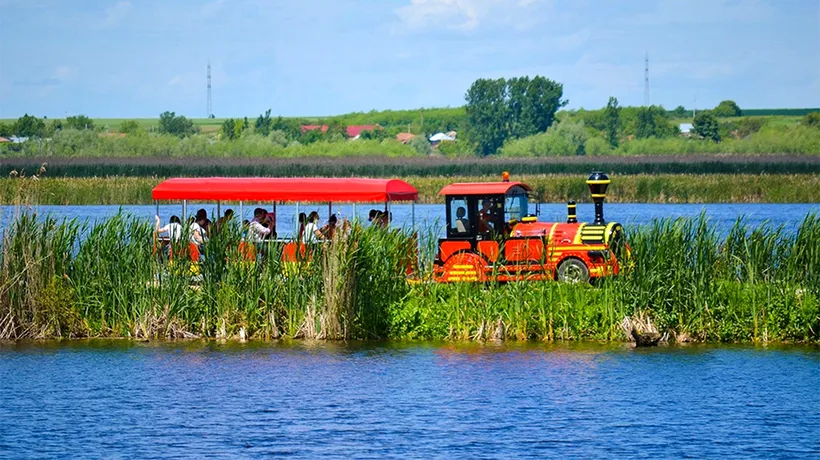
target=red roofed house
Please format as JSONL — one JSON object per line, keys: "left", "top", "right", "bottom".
{"left": 396, "top": 133, "right": 416, "bottom": 144}
{"left": 301, "top": 124, "right": 381, "bottom": 139}
{"left": 300, "top": 125, "right": 329, "bottom": 134}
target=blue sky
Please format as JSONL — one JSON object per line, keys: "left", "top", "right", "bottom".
{"left": 1, "top": 0, "right": 818, "bottom": 118}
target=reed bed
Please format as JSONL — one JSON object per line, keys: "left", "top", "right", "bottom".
{"left": 0, "top": 211, "right": 817, "bottom": 343}
{"left": 1, "top": 174, "right": 818, "bottom": 205}
{"left": 3, "top": 155, "right": 819, "bottom": 178}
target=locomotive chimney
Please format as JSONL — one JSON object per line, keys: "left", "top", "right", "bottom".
{"left": 566, "top": 201, "right": 577, "bottom": 223}
{"left": 586, "top": 171, "right": 610, "bottom": 225}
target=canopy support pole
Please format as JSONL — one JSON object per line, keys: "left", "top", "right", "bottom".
{"left": 328, "top": 202, "right": 332, "bottom": 219}
{"left": 217, "top": 201, "right": 221, "bottom": 218}
{"left": 296, "top": 202, "right": 300, "bottom": 233}
{"left": 352, "top": 203, "right": 356, "bottom": 221}
{"left": 155, "top": 200, "right": 159, "bottom": 219}
{"left": 239, "top": 201, "right": 243, "bottom": 221}
{"left": 182, "top": 200, "right": 187, "bottom": 221}
{"left": 385, "top": 201, "right": 390, "bottom": 227}
{"left": 411, "top": 201, "right": 416, "bottom": 230}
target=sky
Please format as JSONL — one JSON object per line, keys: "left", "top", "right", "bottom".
{"left": 0, "top": 0, "right": 818, "bottom": 118}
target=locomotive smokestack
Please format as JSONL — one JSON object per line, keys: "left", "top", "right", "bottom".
{"left": 586, "top": 171, "right": 610, "bottom": 225}
{"left": 566, "top": 201, "right": 577, "bottom": 223}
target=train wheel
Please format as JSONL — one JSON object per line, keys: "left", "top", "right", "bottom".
{"left": 557, "top": 258, "right": 589, "bottom": 284}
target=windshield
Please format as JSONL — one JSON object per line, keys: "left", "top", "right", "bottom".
{"left": 504, "top": 194, "right": 528, "bottom": 222}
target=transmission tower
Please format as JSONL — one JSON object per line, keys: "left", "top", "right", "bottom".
{"left": 206, "top": 60, "right": 213, "bottom": 118}
{"left": 644, "top": 52, "right": 650, "bottom": 106}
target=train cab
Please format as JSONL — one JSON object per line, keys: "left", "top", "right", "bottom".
{"left": 433, "top": 172, "right": 627, "bottom": 283}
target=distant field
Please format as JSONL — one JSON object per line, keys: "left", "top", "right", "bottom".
{"left": 3, "top": 107, "right": 815, "bottom": 132}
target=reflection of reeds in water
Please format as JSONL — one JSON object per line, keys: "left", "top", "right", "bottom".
{"left": 0, "top": 211, "right": 817, "bottom": 343}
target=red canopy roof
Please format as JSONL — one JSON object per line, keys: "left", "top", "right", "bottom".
{"left": 152, "top": 178, "right": 418, "bottom": 202}
{"left": 439, "top": 181, "right": 532, "bottom": 196}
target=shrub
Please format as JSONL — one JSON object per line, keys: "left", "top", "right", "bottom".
{"left": 694, "top": 112, "right": 720, "bottom": 142}
{"left": 584, "top": 136, "right": 611, "bottom": 155}
{"left": 803, "top": 112, "right": 820, "bottom": 128}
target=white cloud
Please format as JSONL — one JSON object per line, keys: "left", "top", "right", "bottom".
{"left": 167, "top": 75, "right": 184, "bottom": 86}
{"left": 395, "top": 0, "right": 547, "bottom": 32}
{"left": 102, "top": 1, "right": 132, "bottom": 28}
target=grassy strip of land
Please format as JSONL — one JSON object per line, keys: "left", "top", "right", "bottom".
{"left": 2, "top": 174, "right": 818, "bottom": 205}
{"left": 3, "top": 155, "right": 820, "bottom": 177}
{"left": 1, "top": 212, "right": 817, "bottom": 342}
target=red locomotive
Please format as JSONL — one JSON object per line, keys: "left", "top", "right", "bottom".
{"left": 433, "top": 172, "right": 628, "bottom": 283}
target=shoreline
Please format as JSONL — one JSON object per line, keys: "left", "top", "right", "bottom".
{"left": 2, "top": 173, "right": 819, "bottom": 205}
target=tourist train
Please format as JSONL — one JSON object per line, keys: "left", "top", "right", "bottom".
{"left": 151, "top": 172, "right": 628, "bottom": 284}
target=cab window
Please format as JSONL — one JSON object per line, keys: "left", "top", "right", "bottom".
{"left": 448, "top": 198, "right": 471, "bottom": 235}
{"left": 504, "top": 193, "right": 528, "bottom": 223}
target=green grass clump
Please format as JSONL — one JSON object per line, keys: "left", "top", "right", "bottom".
{"left": 1, "top": 212, "right": 817, "bottom": 343}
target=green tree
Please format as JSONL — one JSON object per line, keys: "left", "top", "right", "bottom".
{"left": 119, "top": 120, "right": 142, "bottom": 135}
{"left": 46, "top": 119, "right": 63, "bottom": 136}
{"left": 713, "top": 100, "right": 742, "bottom": 117}
{"left": 158, "top": 111, "right": 197, "bottom": 137}
{"left": 408, "top": 134, "right": 432, "bottom": 155}
{"left": 693, "top": 112, "right": 720, "bottom": 142}
{"left": 465, "top": 78, "right": 509, "bottom": 155}
{"left": 221, "top": 119, "right": 237, "bottom": 140}
{"left": 254, "top": 109, "right": 273, "bottom": 136}
{"left": 14, "top": 114, "right": 46, "bottom": 138}
{"left": 0, "top": 122, "right": 12, "bottom": 137}
{"left": 506, "top": 77, "right": 531, "bottom": 137}
{"left": 521, "top": 75, "right": 567, "bottom": 135}
{"left": 272, "top": 116, "right": 303, "bottom": 140}
{"left": 802, "top": 112, "right": 820, "bottom": 128}
{"left": 327, "top": 120, "right": 348, "bottom": 139}
{"left": 65, "top": 114, "right": 94, "bottom": 130}
{"left": 672, "top": 105, "right": 688, "bottom": 118}
{"left": 635, "top": 106, "right": 676, "bottom": 139}
{"left": 604, "top": 97, "right": 620, "bottom": 148}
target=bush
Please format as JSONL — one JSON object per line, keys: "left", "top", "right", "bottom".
{"left": 408, "top": 135, "right": 432, "bottom": 155}
{"left": 584, "top": 136, "right": 611, "bottom": 155}
{"left": 158, "top": 111, "right": 197, "bottom": 137}
{"left": 713, "top": 100, "right": 742, "bottom": 117}
{"left": 803, "top": 112, "right": 820, "bottom": 128}
{"left": 119, "top": 120, "right": 143, "bottom": 135}
{"left": 694, "top": 112, "right": 720, "bottom": 142}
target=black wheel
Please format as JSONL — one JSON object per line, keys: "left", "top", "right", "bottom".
{"left": 557, "top": 258, "right": 589, "bottom": 284}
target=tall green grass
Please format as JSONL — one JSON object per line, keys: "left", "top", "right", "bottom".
{"left": 393, "top": 214, "right": 819, "bottom": 342}
{"left": 2, "top": 174, "right": 816, "bottom": 205}
{"left": 1, "top": 212, "right": 817, "bottom": 342}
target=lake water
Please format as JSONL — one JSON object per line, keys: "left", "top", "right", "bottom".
{"left": 0, "top": 341, "right": 817, "bottom": 457}
{"left": 3, "top": 203, "right": 818, "bottom": 237}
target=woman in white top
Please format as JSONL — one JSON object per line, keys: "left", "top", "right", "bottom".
{"left": 302, "top": 211, "right": 323, "bottom": 243}
{"left": 248, "top": 208, "right": 272, "bottom": 243}
{"left": 155, "top": 215, "right": 183, "bottom": 242}
{"left": 189, "top": 217, "right": 205, "bottom": 245}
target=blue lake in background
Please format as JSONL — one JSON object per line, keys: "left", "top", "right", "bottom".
{"left": 3, "top": 203, "right": 818, "bottom": 238}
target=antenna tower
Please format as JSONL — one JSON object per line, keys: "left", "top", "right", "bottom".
{"left": 206, "top": 60, "right": 212, "bottom": 118}
{"left": 644, "top": 52, "right": 650, "bottom": 106}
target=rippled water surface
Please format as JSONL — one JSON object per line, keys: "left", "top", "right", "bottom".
{"left": 1, "top": 341, "right": 818, "bottom": 457}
